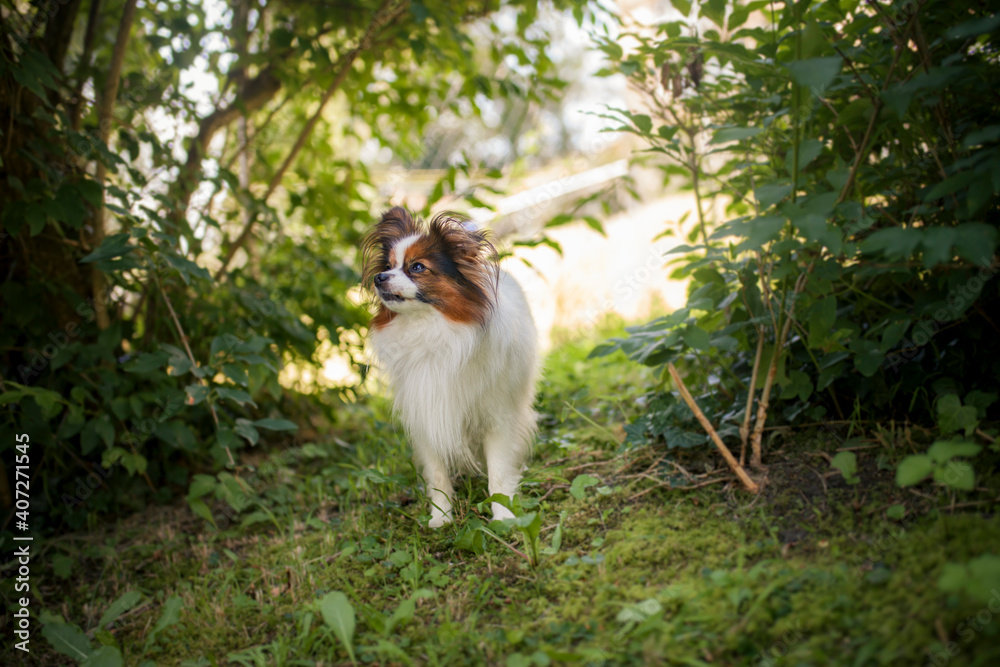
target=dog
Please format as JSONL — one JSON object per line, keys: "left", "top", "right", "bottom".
{"left": 362, "top": 207, "right": 538, "bottom": 527}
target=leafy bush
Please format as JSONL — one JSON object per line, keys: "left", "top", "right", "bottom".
{"left": 0, "top": 0, "right": 595, "bottom": 533}
{"left": 592, "top": 0, "right": 1000, "bottom": 472}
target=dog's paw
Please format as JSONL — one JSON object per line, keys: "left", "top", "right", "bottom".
{"left": 428, "top": 512, "right": 453, "bottom": 529}
{"left": 491, "top": 502, "right": 516, "bottom": 522}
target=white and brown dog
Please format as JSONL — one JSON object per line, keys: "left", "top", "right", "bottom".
{"left": 362, "top": 207, "right": 538, "bottom": 527}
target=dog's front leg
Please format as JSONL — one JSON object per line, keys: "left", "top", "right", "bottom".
{"left": 419, "top": 453, "right": 454, "bottom": 528}
{"left": 484, "top": 430, "right": 523, "bottom": 522}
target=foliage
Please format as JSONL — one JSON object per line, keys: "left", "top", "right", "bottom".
{"left": 13, "top": 335, "right": 1000, "bottom": 665}
{"left": 40, "top": 593, "right": 182, "bottom": 665}
{"left": 591, "top": 0, "right": 1000, "bottom": 481}
{"left": 0, "top": 0, "right": 595, "bottom": 533}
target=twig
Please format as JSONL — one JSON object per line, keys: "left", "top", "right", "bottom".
{"left": 627, "top": 476, "right": 729, "bottom": 502}
{"left": 749, "top": 267, "right": 812, "bottom": 468}
{"left": 835, "top": 13, "right": 911, "bottom": 205}
{"left": 740, "top": 326, "right": 765, "bottom": 466}
{"left": 667, "top": 363, "right": 759, "bottom": 493}
{"left": 153, "top": 271, "right": 231, "bottom": 466}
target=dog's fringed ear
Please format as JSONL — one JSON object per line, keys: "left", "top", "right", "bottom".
{"left": 376, "top": 207, "right": 419, "bottom": 246}
{"left": 361, "top": 207, "right": 421, "bottom": 289}
{"left": 428, "top": 213, "right": 500, "bottom": 306}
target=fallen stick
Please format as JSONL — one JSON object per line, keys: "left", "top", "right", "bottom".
{"left": 667, "top": 363, "right": 760, "bottom": 494}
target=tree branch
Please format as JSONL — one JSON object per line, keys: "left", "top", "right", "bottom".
{"left": 667, "top": 363, "right": 760, "bottom": 494}
{"left": 170, "top": 67, "right": 282, "bottom": 228}
{"left": 90, "top": 0, "right": 138, "bottom": 330}
{"left": 70, "top": 0, "right": 103, "bottom": 130}
{"left": 42, "top": 0, "right": 83, "bottom": 74}
{"left": 214, "top": 0, "right": 410, "bottom": 281}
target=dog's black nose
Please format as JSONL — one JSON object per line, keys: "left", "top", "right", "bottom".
{"left": 374, "top": 272, "right": 390, "bottom": 286}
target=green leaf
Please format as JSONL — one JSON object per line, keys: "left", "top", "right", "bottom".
{"left": 74, "top": 179, "right": 104, "bottom": 206}
{"left": 144, "top": 596, "right": 183, "bottom": 652}
{"left": 53, "top": 553, "right": 74, "bottom": 578}
{"left": 320, "top": 591, "right": 357, "bottom": 664}
{"left": 454, "top": 520, "right": 487, "bottom": 554}
{"left": 631, "top": 113, "right": 652, "bottom": 133}
{"left": 965, "top": 390, "right": 998, "bottom": 418}
{"left": 187, "top": 474, "right": 217, "bottom": 499}
{"left": 41, "top": 622, "right": 92, "bottom": 660}
{"left": 163, "top": 253, "right": 211, "bottom": 284}
{"left": 880, "top": 319, "right": 910, "bottom": 354}
{"left": 852, "top": 340, "right": 884, "bottom": 377}
{"left": 84, "top": 645, "right": 124, "bottom": 667}
{"left": 670, "top": 0, "right": 691, "bottom": 16}
{"left": 234, "top": 419, "right": 260, "bottom": 445}
{"left": 934, "top": 460, "right": 975, "bottom": 491}
{"left": 569, "top": 474, "right": 600, "bottom": 500}
{"left": 861, "top": 227, "right": 923, "bottom": 260}
{"left": 582, "top": 216, "right": 606, "bottom": 236}
{"left": 754, "top": 183, "right": 792, "bottom": 209}
{"left": 703, "top": 0, "right": 726, "bottom": 28}
{"left": 896, "top": 455, "right": 933, "bottom": 487}
{"left": 545, "top": 213, "right": 574, "bottom": 229}
{"left": 79, "top": 233, "right": 135, "bottom": 263}
{"left": 185, "top": 384, "right": 208, "bottom": 406}
{"left": 927, "top": 440, "right": 982, "bottom": 464}
{"left": 786, "top": 139, "right": 824, "bottom": 173}
{"left": 946, "top": 13, "right": 1000, "bottom": 39}
{"left": 937, "top": 394, "right": 980, "bottom": 436}
{"left": 920, "top": 227, "right": 955, "bottom": 269}
{"left": 830, "top": 451, "right": 859, "bottom": 484}
{"left": 216, "top": 387, "right": 256, "bottom": 408}
{"left": 681, "top": 324, "right": 711, "bottom": 351}
{"left": 253, "top": 417, "right": 298, "bottom": 431}
{"left": 886, "top": 504, "right": 905, "bottom": 520}
{"left": 709, "top": 126, "right": 763, "bottom": 145}
{"left": 786, "top": 57, "right": 841, "bottom": 94}
{"left": 961, "top": 125, "right": 1000, "bottom": 149}
{"left": 125, "top": 351, "right": 170, "bottom": 373}
{"left": 939, "top": 555, "right": 1000, "bottom": 604}
{"left": 952, "top": 223, "right": 998, "bottom": 266}
{"left": 97, "top": 591, "right": 143, "bottom": 630}
{"left": 187, "top": 497, "right": 216, "bottom": 527}
{"left": 808, "top": 297, "right": 837, "bottom": 346}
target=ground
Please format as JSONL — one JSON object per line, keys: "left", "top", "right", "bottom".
{"left": 14, "top": 327, "right": 1000, "bottom": 666}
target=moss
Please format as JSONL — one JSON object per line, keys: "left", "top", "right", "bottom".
{"left": 13, "top": 333, "right": 1000, "bottom": 667}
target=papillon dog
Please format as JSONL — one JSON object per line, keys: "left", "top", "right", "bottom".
{"left": 362, "top": 207, "right": 538, "bottom": 528}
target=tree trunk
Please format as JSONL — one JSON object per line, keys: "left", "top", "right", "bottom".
{"left": 90, "top": 0, "right": 139, "bottom": 330}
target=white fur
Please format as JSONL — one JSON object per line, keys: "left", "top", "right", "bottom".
{"left": 370, "top": 271, "right": 538, "bottom": 527}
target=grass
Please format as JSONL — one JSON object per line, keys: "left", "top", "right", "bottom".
{"left": 11, "top": 323, "right": 1000, "bottom": 666}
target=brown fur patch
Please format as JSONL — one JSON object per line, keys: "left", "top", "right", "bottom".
{"left": 360, "top": 209, "right": 499, "bottom": 328}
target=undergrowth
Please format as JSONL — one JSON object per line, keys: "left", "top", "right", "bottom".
{"left": 9, "top": 325, "right": 1000, "bottom": 666}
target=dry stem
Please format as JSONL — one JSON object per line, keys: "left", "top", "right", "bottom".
{"left": 667, "top": 363, "right": 759, "bottom": 494}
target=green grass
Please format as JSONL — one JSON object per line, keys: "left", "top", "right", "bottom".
{"left": 13, "top": 324, "right": 1000, "bottom": 666}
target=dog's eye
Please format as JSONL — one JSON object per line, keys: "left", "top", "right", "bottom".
{"left": 410, "top": 262, "right": 425, "bottom": 273}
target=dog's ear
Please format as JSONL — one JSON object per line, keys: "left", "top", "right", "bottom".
{"left": 361, "top": 207, "right": 420, "bottom": 289}
{"left": 428, "top": 214, "right": 496, "bottom": 265}
{"left": 377, "top": 207, "right": 419, "bottom": 246}
{"left": 428, "top": 213, "right": 499, "bottom": 307}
